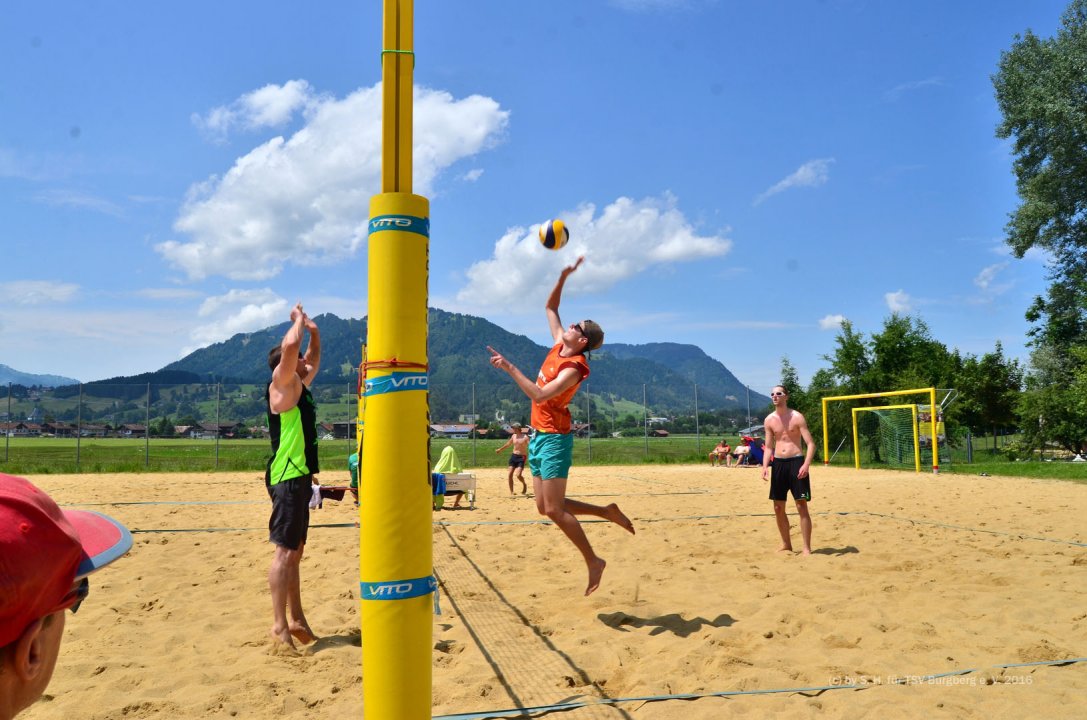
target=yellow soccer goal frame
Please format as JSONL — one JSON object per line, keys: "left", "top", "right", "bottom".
{"left": 822, "top": 387, "right": 939, "bottom": 473}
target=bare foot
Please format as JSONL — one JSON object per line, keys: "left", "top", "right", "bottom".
{"left": 777, "top": 546, "right": 794, "bottom": 554}
{"left": 606, "top": 503, "right": 635, "bottom": 535}
{"left": 289, "top": 621, "right": 316, "bottom": 645}
{"left": 585, "top": 557, "right": 607, "bottom": 596}
{"left": 801, "top": 547, "right": 812, "bottom": 556}
{"left": 269, "top": 628, "right": 299, "bottom": 655}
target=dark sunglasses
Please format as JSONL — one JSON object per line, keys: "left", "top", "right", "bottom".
{"left": 573, "top": 323, "right": 586, "bottom": 337}
{"left": 57, "top": 577, "right": 90, "bottom": 614}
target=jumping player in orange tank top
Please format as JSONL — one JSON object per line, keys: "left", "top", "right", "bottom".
{"left": 487, "top": 256, "right": 635, "bottom": 596}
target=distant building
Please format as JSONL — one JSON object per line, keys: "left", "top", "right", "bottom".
{"left": 429, "top": 423, "right": 475, "bottom": 439}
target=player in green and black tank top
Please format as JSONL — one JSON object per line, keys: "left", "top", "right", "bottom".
{"left": 265, "top": 302, "right": 322, "bottom": 653}
{"left": 265, "top": 383, "right": 320, "bottom": 487}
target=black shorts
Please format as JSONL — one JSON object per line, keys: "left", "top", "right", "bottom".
{"left": 268, "top": 476, "right": 311, "bottom": 550}
{"left": 769, "top": 456, "right": 811, "bottom": 502}
{"left": 508, "top": 453, "right": 526, "bottom": 469}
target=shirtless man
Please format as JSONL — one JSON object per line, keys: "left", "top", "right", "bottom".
{"left": 495, "top": 423, "right": 530, "bottom": 494}
{"left": 761, "top": 385, "right": 816, "bottom": 555}
{"left": 708, "top": 439, "right": 731, "bottom": 467}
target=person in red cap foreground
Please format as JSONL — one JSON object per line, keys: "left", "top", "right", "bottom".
{"left": 0, "top": 473, "right": 132, "bottom": 719}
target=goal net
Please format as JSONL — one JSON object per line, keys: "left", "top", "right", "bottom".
{"left": 822, "top": 387, "right": 955, "bottom": 473}
{"left": 862, "top": 405, "right": 920, "bottom": 470}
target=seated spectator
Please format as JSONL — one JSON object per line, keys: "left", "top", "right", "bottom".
{"left": 1, "top": 473, "right": 133, "bottom": 719}
{"left": 708, "top": 439, "right": 732, "bottom": 467}
{"left": 732, "top": 441, "right": 751, "bottom": 466}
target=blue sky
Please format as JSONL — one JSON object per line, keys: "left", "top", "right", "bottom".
{"left": 0, "top": 0, "right": 1063, "bottom": 391}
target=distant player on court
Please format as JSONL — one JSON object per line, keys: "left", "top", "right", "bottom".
{"left": 487, "top": 256, "right": 634, "bottom": 596}
{"left": 761, "top": 384, "right": 816, "bottom": 554}
{"left": 495, "top": 423, "right": 530, "bottom": 495}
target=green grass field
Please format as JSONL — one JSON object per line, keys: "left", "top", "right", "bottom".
{"left": 1, "top": 435, "right": 1083, "bottom": 483}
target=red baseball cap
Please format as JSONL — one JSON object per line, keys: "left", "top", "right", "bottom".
{"left": 0, "top": 473, "right": 133, "bottom": 647}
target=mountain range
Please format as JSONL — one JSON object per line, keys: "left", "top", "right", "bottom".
{"left": 0, "top": 363, "right": 79, "bottom": 388}
{"left": 10, "top": 309, "right": 770, "bottom": 418}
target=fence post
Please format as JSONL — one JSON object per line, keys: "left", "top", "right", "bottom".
{"left": 145, "top": 383, "right": 150, "bottom": 468}
{"left": 694, "top": 383, "right": 700, "bottom": 456}
{"left": 643, "top": 384, "right": 649, "bottom": 460}
{"left": 585, "top": 384, "right": 592, "bottom": 464}
{"left": 215, "top": 383, "right": 221, "bottom": 469}
{"left": 4, "top": 383, "right": 10, "bottom": 461}
{"left": 76, "top": 384, "right": 83, "bottom": 470}
{"left": 348, "top": 378, "right": 355, "bottom": 454}
{"left": 471, "top": 383, "right": 477, "bottom": 465}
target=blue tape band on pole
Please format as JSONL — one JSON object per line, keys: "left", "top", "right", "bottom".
{"left": 360, "top": 575, "right": 437, "bottom": 601}
{"left": 364, "top": 372, "right": 428, "bottom": 397}
{"left": 368, "top": 214, "right": 430, "bottom": 238}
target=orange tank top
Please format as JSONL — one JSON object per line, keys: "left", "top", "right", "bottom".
{"left": 530, "top": 343, "right": 590, "bottom": 434}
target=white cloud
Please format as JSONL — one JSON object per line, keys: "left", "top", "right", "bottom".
{"left": 989, "top": 240, "right": 1049, "bottom": 263}
{"left": 0, "top": 280, "right": 79, "bottom": 306}
{"left": 186, "top": 289, "right": 290, "bottom": 351}
{"left": 133, "top": 287, "right": 204, "bottom": 301}
{"left": 192, "top": 79, "right": 318, "bottom": 139}
{"left": 883, "top": 77, "right": 945, "bottom": 102}
{"left": 162, "top": 83, "right": 509, "bottom": 281}
{"left": 754, "top": 158, "right": 834, "bottom": 206}
{"left": 462, "top": 168, "right": 484, "bottom": 182}
{"left": 33, "top": 189, "right": 124, "bottom": 217}
{"left": 973, "top": 262, "right": 1009, "bottom": 291}
{"left": 885, "top": 289, "right": 912, "bottom": 313}
{"left": 453, "top": 194, "right": 731, "bottom": 309}
{"left": 0, "top": 307, "right": 193, "bottom": 382}
{"left": 819, "top": 314, "right": 846, "bottom": 330}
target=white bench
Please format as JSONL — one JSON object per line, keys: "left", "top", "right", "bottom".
{"left": 443, "top": 473, "right": 477, "bottom": 509}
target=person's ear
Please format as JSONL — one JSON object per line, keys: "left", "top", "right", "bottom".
{"left": 11, "top": 617, "right": 48, "bottom": 682}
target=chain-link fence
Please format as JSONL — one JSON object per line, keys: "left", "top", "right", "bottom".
{"left": 1, "top": 380, "right": 763, "bottom": 473}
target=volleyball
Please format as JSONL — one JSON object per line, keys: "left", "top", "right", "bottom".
{"left": 539, "top": 219, "right": 569, "bottom": 250}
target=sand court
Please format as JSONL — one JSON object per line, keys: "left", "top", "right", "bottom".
{"left": 18, "top": 465, "right": 1087, "bottom": 719}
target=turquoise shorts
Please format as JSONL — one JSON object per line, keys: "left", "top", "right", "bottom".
{"left": 528, "top": 432, "right": 573, "bottom": 480}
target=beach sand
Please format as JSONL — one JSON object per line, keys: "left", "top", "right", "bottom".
{"left": 18, "top": 464, "right": 1087, "bottom": 719}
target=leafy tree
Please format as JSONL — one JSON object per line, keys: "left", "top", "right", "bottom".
{"left": 824, "top": 320, "right": 871, "bottom": 392}
{"left": 869, "top": 315, "right": 958, "bottom": 391}
{"left": 994, "top": 0, "right": 1087, "bottom": 454}
{"left": 1017, "top": 345, "right": 1087, "bottom": 454}
{"left": 154, "top": 416, "right": 176, "bottom": 438}
{"left": 993, "top": 0, "right": 1087, "bottom": 273}
{"left": 954, "top": 343, "right": 1023, "bottom": 450}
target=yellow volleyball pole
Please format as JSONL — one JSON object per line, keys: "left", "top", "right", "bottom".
{"left": 930, "top": 386, "right": 939, "bottom": 474}
{"left": 850, "top": 408, "right": 861, "bottom": 469}
{"left": 821, "top": 398, "right": 830, "bottom": 466}
{"left": 360, "top": 1, "right": 433, "bottom": 718}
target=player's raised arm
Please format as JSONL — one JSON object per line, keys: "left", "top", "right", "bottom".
{"left": 545, "top": 256, "right": 584, "bottom": 343}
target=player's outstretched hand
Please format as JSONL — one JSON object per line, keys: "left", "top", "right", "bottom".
{"left": 561, "top": 255, "right": 585, "bottom": 277}
{"left": 487, "top": 346, "right": 510, "bottom": 372}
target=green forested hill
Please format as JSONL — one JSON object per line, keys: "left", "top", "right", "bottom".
{"left": 141, "top": 308, "right": 768, "bottom": 418}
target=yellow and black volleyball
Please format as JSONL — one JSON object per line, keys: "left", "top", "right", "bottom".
{"left": 538, "top": 219, "right": 569, "bottom": 250}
